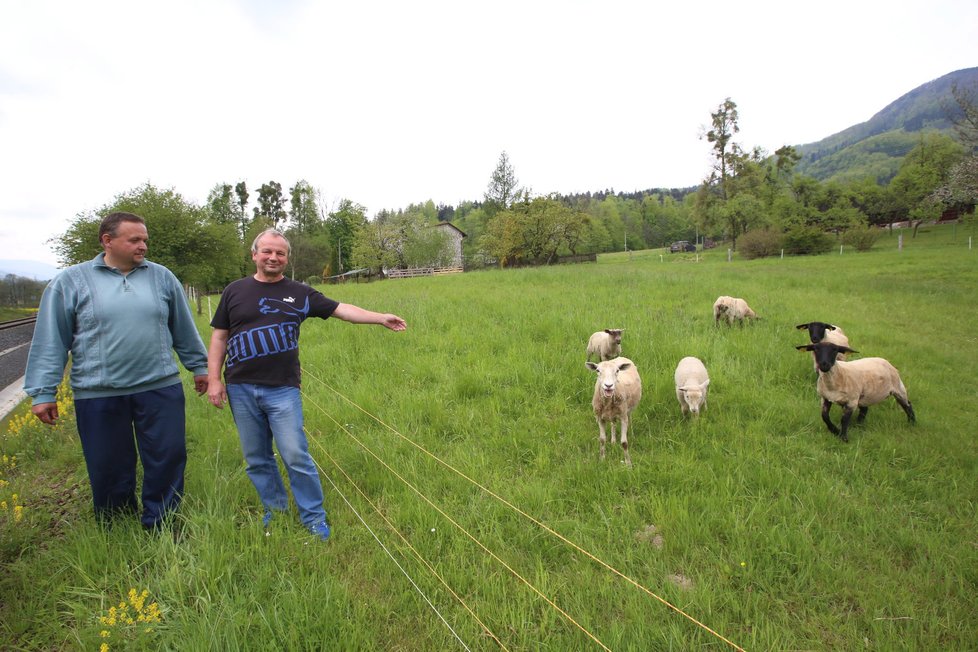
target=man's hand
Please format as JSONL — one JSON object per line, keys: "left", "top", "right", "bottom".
{"left": 193, "top": 375, "right": 209, "bottom": 395}
{"left": 207, "top": 379, "right": 227, "bottom": 408}
{"left": 31, "top": 402, "right": 59, "bottom": 425}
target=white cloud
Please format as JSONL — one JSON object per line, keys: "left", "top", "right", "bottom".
{"left": 1, "top": 0, "right": 976, "bottom": 265}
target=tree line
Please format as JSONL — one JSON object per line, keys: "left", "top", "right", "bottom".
{"left": 45, "top": 84, "right": 977, "bottom": 288}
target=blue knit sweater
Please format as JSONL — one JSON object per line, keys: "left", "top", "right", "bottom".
{"left": 24, "top": 253, "right": 208, "bottom": 404}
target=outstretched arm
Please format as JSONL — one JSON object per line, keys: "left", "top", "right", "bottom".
{"left": 332, "top": 303, "right": 407, "bottom": 331}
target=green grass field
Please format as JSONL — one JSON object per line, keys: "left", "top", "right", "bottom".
{"left": 2, "top": 224, "right": 977, "bottom": 650}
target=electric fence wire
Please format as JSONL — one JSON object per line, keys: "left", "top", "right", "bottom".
{"left": 309, "top": 427, "right": 473, "bottom": 652}
{"left": 304, "top": 368, "right": 743, "bottom": 651}
{"left": 308, "top": 427, "right": 510, "bottom": 651}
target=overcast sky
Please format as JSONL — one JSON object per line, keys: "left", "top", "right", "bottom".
{"left": 1, "top": 0, "right": 976, "bottom": 267}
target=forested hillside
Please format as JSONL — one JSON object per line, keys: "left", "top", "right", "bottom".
{"left": 794, "top": 67, "right": 978, "bottom": 183}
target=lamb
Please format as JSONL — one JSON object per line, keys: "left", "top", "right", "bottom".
{"left": 796, "top": 341, "right": 915, "bottom": 442}
{"left": 585, "top": 357, "right": 642, "bottom": 466}
{"left": 713, "top": 296, "right": 758, "bottom": 325}
{"left": 586, "top": 328, "right": 624, "bottom": 362}
{"left": 674, "top": 356, "right": 710, "bottom": 416}
{"left": 796, "top": 321, "right": 850, "bottom": 371}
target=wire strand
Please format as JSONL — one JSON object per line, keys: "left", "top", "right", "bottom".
{"left": 304, "top": 367, "right": 743, "bottom": 651}
{"left": 304, "top": 395, "right": 612, "bottom": 651}
{"left": 307, "top": 426, "right": 509, "bottom": 651}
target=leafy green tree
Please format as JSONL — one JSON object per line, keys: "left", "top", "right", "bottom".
{"left": 254, "top": 181, "right": 288, "bottom": 228}
{"left": 234, "top": 181, "right": 250, "bottom": 240}
{"left": 350, "top": 219, "right": 401, "bottom": 274}
{"left": 325, "top": 199, "right": 368, "bottom": 273}
{"left": 484, "top": 151, "right": 522, "bottom": 215}
{"left": 52, "top": 183, "right": 240, "bottom": 290}
{"left": 888, "top": 132, "right": 965, "bottom": 235}
{"left": 704, "top": 98, "right": 741, "bottom": 202}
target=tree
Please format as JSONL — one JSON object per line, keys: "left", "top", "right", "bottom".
{"left": 484, "top": 151, "right": 522, "bottom": 215}
{"left": 253, "top": 181, "right": 288, "bottom": 228}
{"left": 234, "top": 181, "right": 250, "bottom": 241}
{"left": 704, "top": 98, "right": 741, "bottom": 201}
{"left": 286, "top": 180, "right": 325, "bottom": 279}
{"left": 888, "top": 132, "right": 965, "bottom": 235}
{"left": 51, "top": 183, "right": 240, "bottom": 290}
{"left": 325, "top": 199, "right": 368, "bottom": 273}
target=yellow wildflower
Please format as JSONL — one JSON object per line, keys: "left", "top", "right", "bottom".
{"left": 100, "top": 630, "right": 110, "bottom": 638}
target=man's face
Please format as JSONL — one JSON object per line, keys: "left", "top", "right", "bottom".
{"left": 103, "top": 221, "right": 148, "bottom": 268}
{"left": 252, "top": 234, "right": 289, "bottom": 277}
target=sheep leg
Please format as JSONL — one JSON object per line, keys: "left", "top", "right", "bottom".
{"left": 820, "top": 399, "right": 840, "bottom": 436}
{"left": 620, "top": 416, "right": 632, "bottom": 467}
{"left": 857, "top": 406, "right": 869, "bottom": 423}
{"left": 838, "top": 405, "right": 854, "bottom": 442}
{"left": 596, "top": 418, "right": 607, "bottom": 460}
{"left": 894, "top": 396, "right": 916, "bottom": 423}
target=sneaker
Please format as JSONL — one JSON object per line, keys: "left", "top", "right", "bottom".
{"left": 308, "top": 521, "right": 331, "bottom": 541}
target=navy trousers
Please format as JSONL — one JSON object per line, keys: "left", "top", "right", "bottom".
{"left": 74, "top": 383, "right": 187, "bottom": 528}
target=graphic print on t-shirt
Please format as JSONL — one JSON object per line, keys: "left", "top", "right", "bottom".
{"left": 225, "top": 296, "right": 311, "bottom": 368}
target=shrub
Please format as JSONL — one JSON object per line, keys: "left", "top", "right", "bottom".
{"left": 840, "top": 225, "right": 881, "bottom": 251}
{"left": 783, "top": 227, "right": 834, "bottom": 255}
{"left": 305, "top": 275, "right": 322, "bottom": 286}
{"left": 737, "top": 229, "right": 784, "bottom": 259}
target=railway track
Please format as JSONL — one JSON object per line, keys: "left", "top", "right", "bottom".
{"left": 0, "top": 316, "right": 38, "bottom": 331}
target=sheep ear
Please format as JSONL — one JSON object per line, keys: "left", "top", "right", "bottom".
{"left": 796, "top": 344, "right": 814, "bottom": 352}
{"left": 585, "top": 361, "right": 598, "bottom": 371}
{"left": 826, "top": 324, "right": 836, "bottom": 331}
{"left": 701, "top": 379, "right": 710, "bottom": 388}
{"left": 795, "top": 323, "right": 809, "bottom": 330}
{"left": 617, "top": 362, "right": 632, "bottom": 371}
{"left": 838, "top": 346, "right": 857, "bottom": 354}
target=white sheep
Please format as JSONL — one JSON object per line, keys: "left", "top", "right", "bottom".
{"left": 713, "top": 296, "right": 758, "bottom": 325}
{"left": 585, "top": 356, "right": 642, "bottom": 466}
{"left": 796, "top": 321, "right": 850, "bottom": 371}
{"left": 586, "top": 328, "right": 624, "bottom": 362}
{"left": 796, "top": 342, "right": 915, "bottom": 442}
{"left": 674, "top": 356, "right": 710, "bottom": 416}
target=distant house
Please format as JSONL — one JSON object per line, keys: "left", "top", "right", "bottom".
{"left": 435, "top": 222, "right": 466, "bottom": 268}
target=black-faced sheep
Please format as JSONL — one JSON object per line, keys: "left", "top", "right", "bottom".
{"left": 586, "top": 328, "right": 624, "bottom": 362}
{"left": 713, "top": 296, "right": 758, "bottom": 325}
{"left": 796, "top": 342, "right": 915, "bottom": 442}
{"left": 796, "top": 321, "right": 850, "bottom": 371}
{"left": 674, "top": 356, "right": 710, "bottom": 416}
{"left": 585, "top": 357, "right": 642, "bottom": 466}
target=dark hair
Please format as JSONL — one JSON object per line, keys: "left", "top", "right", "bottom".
{"left": 99, "top": 212, "right": 145, "bottom": 240}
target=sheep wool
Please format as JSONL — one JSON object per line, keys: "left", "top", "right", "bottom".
{"left": 586, "top": 329, "right": 624, "bottom": 362}
{"left": 674, "top": 356, "right": 710, "bottom": 416}
{"left": 797, "top": 342, "right": 915, "bottom": 442}
{"left": 585, "top": 357, "right": 642, "bottom": 466}
{"left": 713, "top": 296, "right": 758, "bottom": 325}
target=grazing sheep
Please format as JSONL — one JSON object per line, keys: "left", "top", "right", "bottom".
{"left": 713, "top": 296, "right": 758, "bottom": 325}
{"left": 796, "top": 342, "right": 915, "bottom": 442}
{"left": 586, "top": 328, "right": 624, "bottom": 362}
{"left": 674, "top": 356, "right": 710, "bottom": 416}
{"left": 585, "top": 357, "right": 642, "bottom": 466}
{"left": 796, "top": 321, "right": 850, "bottom": 371}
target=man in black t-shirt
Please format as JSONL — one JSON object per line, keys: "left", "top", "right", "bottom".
{"left": 207, "top": 228, "right": 407, "bottom": 541}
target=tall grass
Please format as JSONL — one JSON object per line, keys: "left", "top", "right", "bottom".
{"left": 2, "top": 224, "right": 976, "bottom": 650}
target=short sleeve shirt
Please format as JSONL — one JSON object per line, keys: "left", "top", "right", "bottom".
{"left": 211, "top": 277, "right": 338, "bottom": 387}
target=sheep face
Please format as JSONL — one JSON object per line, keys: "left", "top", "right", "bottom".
{"left": 604, "top": 329, "right": 623, "bottom": 345}
{"left": 586, "top": 358, "right": 632, "bottom": 398}
{"left": 796, "top": 342, "right": 857, "bottom": 373}
{"left": 796, "top": 321, "right": 837, "bottom": 344}
{"left": 678, "top": 381, "right": 709, "bottom": 415}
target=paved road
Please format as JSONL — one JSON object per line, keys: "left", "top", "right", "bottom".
{"left": 0, "top": 320, "right": 34, "bottom": 419}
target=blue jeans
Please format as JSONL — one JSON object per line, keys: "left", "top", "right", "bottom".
{"left": 226, "top": 383, "right": 326, "bottom": 526}
{"left": 74, "top": 383, "right": 187, "bottom": 528}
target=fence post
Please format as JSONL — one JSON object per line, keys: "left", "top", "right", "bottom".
{"left": 727, "top": 248, "right": 732, "bottom": 262}
{"left": 898, "top": 234, "right": 903, "bottom": 251}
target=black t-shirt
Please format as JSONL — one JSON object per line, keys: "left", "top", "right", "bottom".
{"left": 211, "top": 277, "right": 339, "bottom": 387}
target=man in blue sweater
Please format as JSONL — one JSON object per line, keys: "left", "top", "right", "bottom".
{"left": 24, "top": 212, "right": 209, "bottom": 529}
